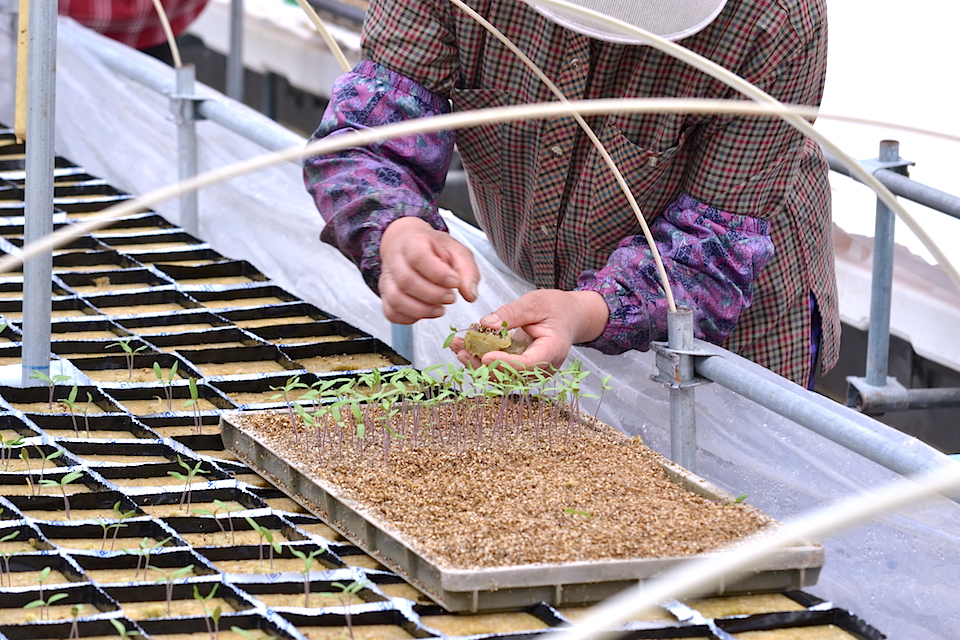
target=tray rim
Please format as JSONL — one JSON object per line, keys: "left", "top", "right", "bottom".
{"left": 220, "top": 410, "right": 824, "bottom": 611}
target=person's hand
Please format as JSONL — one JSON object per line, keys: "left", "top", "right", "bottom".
{"left": 378, "top": 217, "right": 480, "bottom": 324}
{"left": 450, "top": 289, "right": 609, "bottom": 370}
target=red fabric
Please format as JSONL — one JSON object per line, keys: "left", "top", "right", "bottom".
{"left": 59, "top": 0, "right": 210, "bottom": 50}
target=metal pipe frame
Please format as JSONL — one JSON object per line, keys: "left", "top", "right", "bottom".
{"left": 824, "top": 149, "right": 960, "bottom": 219}
{"left": 696, "top": 352, "right": 960, "bottom": 479}
{"left": 864, "top": 140, "right": 902, "bottom": 387}
{"left": 226, "top": 0, "right": 245, "bottom": 101}
{"left": 175, "top": 64, "right": 200, "bottom": 237}
{"left": 70, "top": 26, "right": 305, "bottom": 156}
{"left": 21, "top": 0, "right": 57, "bottom": 387}
{"left": 667, "top": 309, "right": 697, "bottom": 472}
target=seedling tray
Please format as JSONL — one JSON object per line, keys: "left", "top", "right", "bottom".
{"left": 51, "top": 249, "right": 140, "bottom": 273}
{"left": 188, "top": 284, "right": 300, "bottom": 310}
{"left": 0, "top": 296, "right": 100, "bottom": 321}
{"left": 68, "top": 353, "right": 201, "bottom": 387}
{"left": 116, "top": 310, "right": 230, "bottom": 336}
{"left": 222, "top": 414, "right": 824, "bottom": 612}
{"left": 25, "top": 412, "right": 159, "bottom": 440}
{"left": 58, "top": 268, "right": 174, "bottom": 295}
{"left": 49, "top": 318, "right": 130, "bottom": 341}
{"left": 244, "top": 319, "right": 370, "bottom": 347}
{"left": 152, "top": 260, "right": 269, "bottom": 289}
{"left": 218, "top": 301, "right": 334, "bottom": 328}
{"left": 82, "top": 289, "right": 204, "bottom": 318}
{"left": 282, "top": 338, "right": 409, "bottom": 374}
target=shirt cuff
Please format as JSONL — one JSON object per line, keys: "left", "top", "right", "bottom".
{"left": 576, "top": 193, "right": 774, "bottom": 354}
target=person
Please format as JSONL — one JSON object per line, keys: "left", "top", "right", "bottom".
{"left": 303, "top": 0, "right": 839, "bottom": 388}
{"left": 59, "top": 0, "right": 209, "bottom": 64}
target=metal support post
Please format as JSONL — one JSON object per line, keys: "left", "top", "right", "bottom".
{"left": 174, "top": 64, "right": 202, "bottom": 236}
{"left": 391, "top": 323, "right": 414, "bottom": 367}
{"left": 846, "top": 141, "right": 914, "bottom": 413}
{"left": 226, "top": 0, "right": 244, "bottom": 101}
{"left": 652, "top": 308, "right": 705, "bottom": 473}
{"left": 865, "top": 140, "right": 906, "bottom": 387}
{"left": 20, "top": 0, "right": 57, "bottom": 387}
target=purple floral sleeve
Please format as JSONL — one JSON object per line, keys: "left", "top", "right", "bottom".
{"left": 303, "top": 61, "right": 456, "bottom": 293}
{"left": 576, "top": 193, "right": 775, "bottom": 354}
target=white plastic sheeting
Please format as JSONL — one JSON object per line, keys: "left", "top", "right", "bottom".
{"left": 1, "top": 17, "right": 959, "bottom": 639}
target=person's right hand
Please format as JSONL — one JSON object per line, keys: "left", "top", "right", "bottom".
{"left": 378, "top": 217, "right": 480, "bottom": 324}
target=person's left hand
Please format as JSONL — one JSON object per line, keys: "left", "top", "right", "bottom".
{"left": 449, "top": 289, "right": 609, "bottom": 371}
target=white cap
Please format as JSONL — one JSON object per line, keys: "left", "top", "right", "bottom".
{"left": 523, "top": 0, "right": 728, "bottom": 44}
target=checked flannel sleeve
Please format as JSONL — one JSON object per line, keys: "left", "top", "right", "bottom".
{"left": 303, "top": 61, "right": 456, "bottom": 294}
{"left": 576, "top": 193, "right": 775, "bottom": 354}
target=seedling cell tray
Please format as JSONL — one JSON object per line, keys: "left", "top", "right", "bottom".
{"left": 222, "top": 414, "right": 824, "bottom": 612}
{"left": 82, "top": 289, "right": 203, "bottom": 318}
{"left": 187, "top": 285, "right": 300, "bottom": 310}
{"left": 152, "top": 260, "right": 269, "bottom": 289}
{"left": 244, "top": 319, "right": 370, "bottom": 347}
{"left": 51, "top": 249, "right": 139, "bottom": 273}
{"left": 58, "top": 268, "right": 174, "bottom": 295}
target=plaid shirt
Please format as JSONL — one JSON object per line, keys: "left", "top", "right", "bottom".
{"left": 304, "top": 0, "right": 839, "bottom": 385}
{"left": 59, "top": 0, "right": 210, "bottom": 50}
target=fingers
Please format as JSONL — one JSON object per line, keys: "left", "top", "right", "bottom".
{"left": 379, "top": 218, "right": 480, "bottom": 323}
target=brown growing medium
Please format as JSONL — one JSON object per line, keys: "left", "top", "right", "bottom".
{"left": 230, "top": 398, "right": 773, "bottom": 570}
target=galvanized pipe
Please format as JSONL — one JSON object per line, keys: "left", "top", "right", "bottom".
{"left": 824, "top": 149, "right": 960, "bottom": 219}
{"left": 695, "top": 353, "right": 960, "bottom": 478}
{"left": 391, "top": 323, "right": 414, "bottom": 367}
{"left": 196, "top": 99, "right": 304, "bottom": 154}
{"left": 21, "top": 0, "right": 57, "bottom": 387}
{"left": 865, "top": 141, "right": 900, "bottom": 387}
{"left": 856, "top": 386, "right": 960, "bottom": 413}
{"left": 176, "top": 64, "right": 200, "bottom": 236}
{"left": 668, "top": 309, "right": 697, "bottom": 473}
{"left": 70, "top": 26, "right": 306, "bottom": 159}
{"left": 226, "top": 0, "right": 245, "bottom": 101}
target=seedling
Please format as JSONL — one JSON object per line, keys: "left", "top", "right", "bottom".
{"left": 107, "top": 500, "right": 139, "bottom": 547}
{"left": 193, "top": 583, "right": 222, "bottom": 640}
{"left": 59, "top": 386, "right": 82, "bottom": 436}
{"left": 289, "top": 546, "right": 327, "bottom": 606}
{"left": 270, "top": 375, "right": 309, "bottom": 444}
{"left": 124, "top": 536, "right": 172, "bottom": 581}
{"left": 108, "top": 337, "right": 148, "bottom": 380}
{"left": 191, "top": 499, "right": 243, "bottom": 544}
{"left": 97, "top": 517, "right": 127, "bottom": 552}
{"left": 153, "top": 564, "right": 195, "bottom": 615}
{"left": 23, "top": 566, "right": 68, "bottom": 621}
{"left": 109, "top": 618, "right": 142, "bottom": 640}
{"left": 318, "top": 580, "right": 367, "bottom": 639}
{"left": 28, "top": 446, "right": 65, "bottom": 493}
{"left": 29, "top": 370, "right": 72, "bottom": 409}
{"left": 1, "top": 434, "right": 24, "bottom": 470}
{"left": 168, "top": 455, "right": 207, "bottom": 510}
{"left": 184, "top": 377, "right": 203, "bottom": 434}
{"left": 244, "top": 516, "right": 282, "bottom": 570}
{"left": 20, "top": 448, "right": 35, "bottom": 496}
{"left": 563, "top": 508, "right": 592, "bottom": 518}
{"left": 230, "top": 627, "right": 277, "bottom": 640}
{"left": 68, "top": 603, "right": 83, "bottom": 640}
{"left": 0, "top": 530, "right": 19, "bottom": 586}
{"left": 154, "top": 361, "right": 179, "bottom": 411}
{"left": 593, "top": 373, "right": 613, "bottom": 423}
{"left": 38, "top": 470, "right": 84, "bottom": 520}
